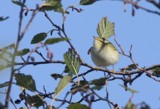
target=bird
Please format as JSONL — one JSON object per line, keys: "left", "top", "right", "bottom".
{"left": 88, "top": 36, "right": 120, "bottom": 67}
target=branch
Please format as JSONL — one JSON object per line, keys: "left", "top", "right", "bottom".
{"left": 5, "top": 2, "right": 41, "bottom": 108}
{"left": 5, "top": 0, "right": 26, "bottom": 108}
{"left": 147, "top": 0, "right": 160, "bottom": 9}
{"left": 124, "top": 0, "right": 160, "bottom": 15}
{"left": 43, "top": 11, "right": 84, "bottom": 63}
{"left": 6, "top": 59, "right": 160, "bottom": 78}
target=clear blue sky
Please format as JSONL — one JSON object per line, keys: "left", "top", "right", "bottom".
{"left": 0, "top": 0, "right": 160, "bottom": 109}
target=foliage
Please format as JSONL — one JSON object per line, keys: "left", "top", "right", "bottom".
{"left": 68, "top": 103, "right": 89, "bottom": 109}
{"left": 0, "top": 16, "right": 9, "bottom": 22}
{"left": 80, "top": 0, "right": 96, "bottom": 5}
{"left": 14, "top": 73, "right": 37, "bottom": 92}
{"left": 44, "top": 37, "right": 69, "bottom": 45}
{"left": 151, "top": 66, "right": 160, "bottom": 77}
{"left": 16, "top": 49, "right": 30, "bottom": 56}
{"left": 97, "top": 17, "right": 115, "bottom": 38}
{"left": 119, "top": 84, "right": 139, "bottom": 94}
{"left": 31, "top": 32, "right": 47, "bottom": 44}
{"left": 41, "top": 0, "right": 63, "bottom": 12}
{"left": 25, "top": 95, "right": 44, "bottom": 108}
{"left": 0, "top": 82, "right": 10, "bottom": 88}
{"left": 0, "top": 0, "right": 160, "bottom": 109}
{"left": 64, "top": 48, "right": 81, "bottom": 76}
{"left": 54, "top": 75, "right": 71, "bottom": 100}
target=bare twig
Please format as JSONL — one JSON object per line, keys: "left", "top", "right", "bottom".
{"left": 56, "top": 92, "right": 70, "bottom": 109}
{"left": 5, "top": 1, "right": 26, "bottom": 108}
{"left": 124, "top": 0, "right": 160, "bottom": 15}
{"left": 147, "top": 0, "right": 160, "bottom": 9}
{"left": 20, "top": 5, "right": 41, "bottom": 40}
{"left": 91, "top": 89, "right": 114, "bottom": 108}
{"left": 10, "top": 98, "right": 18, "bottom": 109}
{"left": 43, "top": 11, "right": 84, "bottom": 63}
{"left": 5, "top": 2, "right": 41, "bottom": 109}
{"left": 114, "top": 34, "right": 127, "bottom": 56}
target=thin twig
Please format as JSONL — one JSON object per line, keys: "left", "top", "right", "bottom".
{"left": 125, "top": 0, "right": 160, "bottom": 15}
{"left": 147, "top": 0, "right": 160, "bottom": 9}
{"left": 56, "top": 92, "right": 70, "bottom": 109}
{"left": 4, "top": 0, "right": 26, "bottom": 108}
{"left": 5, "top": 2, "right": 41, "bottom": 109}
{"left": 114, "top": 34, "right": 127, "bottom": 55}
{"left": 43, "top": 11, "right": 84, "bottom": 63}
{"left": 20, "top": 5, "right": 41, "bottom": 39}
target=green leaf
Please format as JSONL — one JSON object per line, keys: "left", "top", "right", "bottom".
{"left": 0, "top": 16, "right": 9, "bottom": 22}
{"left": 63, "top": 65, "right": 70, "bottom": 73}
{"left": 125, "top": 100, "right": 137, "bottom": 109}
{"left": 90, "top": 78, "right": 106, "bottom": 90}
{"left": 0, "top": 65, "right": 8, "bottom": 71}
{"left": 26, "top": 95, "right": 44, "bottom": 108}
{"left": 120, "top": 64, "right": 138, "bottom": 71}
{"left": 91, "top": 85, "right": 103, "bottom": 90}
{"left": 63, "top": 49, "right": 81, "bottom": 75}
{"left": 0, "top": 45, "right": 15, "bottom": 67}
{"left": 80, "top": 0, "right": 97, "bottom": 5}
{"left": 0, "top": 43, "right": 15, "bottom": 50}
{"left": 151, "top": 66, "right": 160, "bottom": 77}
{"left": 0, "top": 82, "right": 9, "bottom": 88}
{"left": 140, "top": 102, "right": 150, "bottom": 109}
{"left": 68, "top": 103, "right": 89, "bottom": 109}
{"left": 54, "top": 75, "right": 71, "bottom": 99}
{"left": 12, "top": 0, "right": 25, "bottom": 7}
{"left": 80, "top": 0, "right": 96, "bottom": 5}
{"left": 15, "top": 73, "right": 37, "bottom": 92}
{"left": 90, "top": 77, "right": 106, "bottom": 85}
{"left": 16, "top": 48, "right": 30, "bottom": 56}
{"left": 45, "top": 37, "right": 69, "bottom": 45}
{"left": 119, "top": 84, "right": 139, "bottom": 94}
{"left": 51, "top": 73, "right": 63, "bottom": 80}
{"left": 31, "top": 32, "right": 47, "bottom": 44}
{"left": 97, "top": 16, "right": 115, "bottom": 38}
{"left": 71, "top": 81, "right": 89, "bottom": 94}
{"left": 41, "top": 0, "right": 63, "bottom": 12}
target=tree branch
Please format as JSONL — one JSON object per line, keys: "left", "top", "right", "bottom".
{"left": 5, "top": 2, "right": 41, "bottom": 109}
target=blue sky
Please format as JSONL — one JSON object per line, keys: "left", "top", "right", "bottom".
{"left": 0, "top": 0, "right": 160, "bottom": 109}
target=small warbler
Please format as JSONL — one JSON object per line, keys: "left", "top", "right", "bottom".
{"left": 88, "top": 36, "right": 120, "bottom": 67}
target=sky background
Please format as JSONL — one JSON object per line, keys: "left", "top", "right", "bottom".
{"left": 0, "top": 0, "right": 160, "bottom": 109}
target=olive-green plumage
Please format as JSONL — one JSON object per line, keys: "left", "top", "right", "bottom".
{"left": 90, "top": 36, "right": 119, "bottom": 67}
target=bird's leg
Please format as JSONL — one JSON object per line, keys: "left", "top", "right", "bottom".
{"left": 111, "top": 65, "right": 116, "bottom": 74}
{"left": 105, "top": 66, "right": 116, "bottom": 74}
